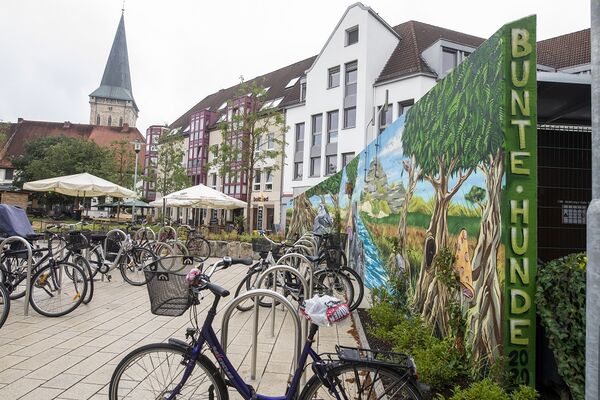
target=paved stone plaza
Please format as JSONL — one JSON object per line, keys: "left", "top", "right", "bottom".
{"left": 0, "top": 258, "right": 359, "bottom": 399}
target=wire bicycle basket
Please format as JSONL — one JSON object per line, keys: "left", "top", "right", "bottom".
{"left": 144, "top": 266, "right": 197, "bottom": 316}
{"left": 65, "top": 231, "right": 90, "bottom": 251}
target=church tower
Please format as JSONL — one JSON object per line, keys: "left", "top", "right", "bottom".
{"left": 89, "top": 12, "right": 138, "bottom": 127}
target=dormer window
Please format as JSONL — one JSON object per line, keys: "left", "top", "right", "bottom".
{"left": 300, "top": 77, "right": 307, "bottom": 101}
{"left": 346, "top": 26, "right": 359, "bottom": 46}
{"left": 442, "top": 48, "right": 458, "bottom": 75}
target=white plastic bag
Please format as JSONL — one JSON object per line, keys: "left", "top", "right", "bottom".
{"left": 299, "top": 295, "right": 350, "bottom": 327}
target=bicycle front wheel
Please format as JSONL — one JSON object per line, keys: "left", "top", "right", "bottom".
{"left": 120, "top": 247, "right": 156, "bottom": 286}
{"left": 0, "top": 282, "right": 10, "bottom": 329}
{"left": 300, "top": 362, "right": 423, "bottom": 400}
{"left": 342, "top": 267, "right": 364, "bottom": 311}
{"left": 109, "top": 343, "right": 227, "bottom": 400}
{"left": 29, "top": 262, "right": 87, "bottom": 317}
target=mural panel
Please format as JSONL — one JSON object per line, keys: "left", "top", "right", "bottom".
{"left": 287, "top": 16, "right": 537, "bottom": 385}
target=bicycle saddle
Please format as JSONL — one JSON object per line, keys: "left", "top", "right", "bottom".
{"left": 90, "top": 233, "right": 108, "bottom": 242}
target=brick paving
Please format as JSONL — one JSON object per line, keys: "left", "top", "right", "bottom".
{"left": 0, "top": 258, "right": 360, "bottom": 399}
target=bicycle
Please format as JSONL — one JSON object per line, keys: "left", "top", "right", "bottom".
{"left": 176, "top": 224, "right": 211, "bottom": 263}
{"left": 261, "top": 231, "right": 364, "bottom": 311}
{"left": 0, "top": 233, "right": 89, "bottom": 317}
{"left": 0, "top": 282, "right": 9, "bottom": 329}
{"left": 83, "top": 228, "right": 158, "bottom": 286}
{"left": 108, "top": 257, "right": 423, "bottom": 399}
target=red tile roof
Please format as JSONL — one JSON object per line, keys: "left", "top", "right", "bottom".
{"left": 0, "top": 119, "right": 145, "bottom": 168}
{"left": 538, "top": 28, "right": 590, "bottom": 70}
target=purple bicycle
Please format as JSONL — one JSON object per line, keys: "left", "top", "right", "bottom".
{"left": 108, "top": 256, "right": 423, "bottom": 400}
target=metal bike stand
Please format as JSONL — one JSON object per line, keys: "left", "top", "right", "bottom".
{"left": 104, "top": 229, "right": 127, "bottom": 282}
{"left": 0, "top": 237, "right": 33, "bottom": 316}
{"left": 256, "top": 265, "right": 310, "bottom": 338}
{"left": 293, "top": 239, "right": 317, "bottom": 255}
{"left": 221, "top": 289, "right": 302, "bottom": 381}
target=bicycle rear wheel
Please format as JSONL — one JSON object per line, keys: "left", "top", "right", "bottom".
{"left": 29, "top": 262, "right": 87, "bottom": 317}
{"left": 120, "top": 247, "right": 156, "bottom": 286}
{"left": 314, "top": 269, "right": 354, "bottom": 308}
{"left": 342, "top": 267, "right": 364, "bottom": 311}
{"left": 109, "top": 342, "right": 227, "bottom": 400}
{"left": 0, "top": 282, "right": 10, "bottom": 329}
{"left": 187, "top": 236, "right": 211, "bottom": 262}
{"left": 300, "top": 362, "right": 422, "bottom": 400}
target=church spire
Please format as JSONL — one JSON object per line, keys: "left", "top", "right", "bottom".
{"left": 89, "top": 12, "right": 138, "bottom": 127}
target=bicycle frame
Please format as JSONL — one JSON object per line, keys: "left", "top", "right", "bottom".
{"left": 169, "top": 295, "right": 333, "bottom": 400}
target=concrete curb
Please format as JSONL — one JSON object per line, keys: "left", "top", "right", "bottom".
{"left": 351, "top": 309, "right": 370, "bottom": 349}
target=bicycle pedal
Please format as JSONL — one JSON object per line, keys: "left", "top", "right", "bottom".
{"left": 106, "top": 275, "right": 112, "bottom": 281}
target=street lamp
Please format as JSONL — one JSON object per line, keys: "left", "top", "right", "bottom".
{"left": 131, "top": 141, "right": 142, "bottom": 222}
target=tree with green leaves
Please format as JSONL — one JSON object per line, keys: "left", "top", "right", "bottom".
{"left": 109, "top": 140, "right": 137, "bottom": 189}
{"left": 11, "top": 136, "right": 116, "bottom": 205}
{"left": 401, "top": 28, "right": 504, "bottom": 346}
{"left": 208, "top": 78, "right": 287, "bottom": 233}
{"left": 305, "top": 170, "right": 343, "bottom": 231}
{"left": 152, "top": 131, "right": 190, "bottom": 197}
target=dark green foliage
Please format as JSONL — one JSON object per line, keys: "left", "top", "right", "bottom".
{"left": 368, "top": 304, "right": 469, "bottom": 392}
{"left": 305, "top": 170, "right": 342, "bottom": 198}
{"left": 441, "top": 379, "right": 538, "bottom": 400}
{"left": 536, "top": 253, "right": 586, "bottom": 400}
{"left": 434, "top": 247, "right": 464, "bottom": 339}
{"left": 345, "top": 156, "right": 359, "bottom": 189}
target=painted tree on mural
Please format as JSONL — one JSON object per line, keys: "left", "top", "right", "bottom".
{"left": 463, "top": 31, "right": 505, "bottom": 365}
{"left": 397, "top": 154, "right": 421, "bottom": 285}
{"left": 287, "top": 192, "right": 316, "bottom": 239}
{"left": 305, "top": 170, "right": 343, "bottom": 230}
{"left": 402, "top": 31, "right": 504, "bottom": 343}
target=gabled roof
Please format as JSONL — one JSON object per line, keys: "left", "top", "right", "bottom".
{"left": 537, "top": 28, "right": 590, "bottom": 70}
{"left": 170, "top": 56, "right": 316, "bottom": 130}
{"left": 89, "top": 13, "right": 138, "bottom": 111}
{"left": 376, "top": 20, "right": 485, "bottom": 83}
{"left": 0, "top": 119, "right": 145, "bottom": 168}
{"left": 306, "top": 2, "right": 400, "bottom": 75}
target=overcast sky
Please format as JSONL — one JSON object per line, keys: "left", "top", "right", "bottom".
{"left": 0, "top": 0, "right": 591, "bottom": 133}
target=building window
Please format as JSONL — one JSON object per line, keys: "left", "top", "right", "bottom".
{"left": 119, "top": 117, "right": 123, "bottom": 127}
{"left": 342, "top": 152, "right": 355, "bottom": 167}
{"left": 345, "top": 61, "right": 357, "bottom": 99}
{"left": 253, "top": 170, "right": 261, "bottom": 191}
{"left": 442, "top": 48, "right": 458, "bottom": 74}
{"left": 327, "top": 110, "right": 339, "bottom": 143}
{"left": 311, "top": 114, "right": 322, "bottom": 147}
{"left": 266, "top": 133, "right": 275, "bottom": 149}
{"left": 326, "top": 155, "right": 337, "bottom": 175}
{"left": 398, "top": 99, "right": 414, "bottom": 117}
{"left": 300, "top": 77, "right": 307, "bottom": 101}
{"left": 96, "top": 114, "right": 100, "bottom": 126}
{"left": 108, "top": 116, "right": 112, "bottom": 126}
{"left": 5, "top": 169, "right": 14, "bottom": 180}
{"left": 310, "top": 157, "right": 321, "bottom": 177}
{"left": 211, "top": 173, "right": 217, "bottom": 190}
{"left": 328, "top": 66, "right": 340, "bottom": 89}
{"left": 346, "top": 26, "right": 359, "bottom": 46}
{"left": 378, "top": 104, "right": 393, "bottom": 134}
{"left": 265, "top": 169, "right": 273, "bottom": 191}
{"left": 343, "top": 107, "right": 356, "bottom": 129}
{"left": 295, "top": 123, "right": 305, "bottom": 153}
{"left": 294, "top": 162, "right": 303, "bottom": 180}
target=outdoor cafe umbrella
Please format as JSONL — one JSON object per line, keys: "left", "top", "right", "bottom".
{"left": 149, "top": 184, "right": 246, "bottom": 225}
{"left": 24, "top": 172, "right": 136, "bottom": 216}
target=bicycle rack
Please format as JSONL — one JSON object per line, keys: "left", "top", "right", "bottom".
{"left": 0, "top": 237, "right": 33, "bottom": 316}
{"left": 221, "top": 289, "right": 302, "bottom": 381}
{"left": 256, "top": 265, "right": 311, "bottom": 339}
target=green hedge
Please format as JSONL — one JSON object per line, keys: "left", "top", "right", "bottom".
{"left": 536, "top": 253, "right": 586, "bottom": 400}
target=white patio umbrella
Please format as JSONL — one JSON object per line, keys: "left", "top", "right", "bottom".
{"left": 24, "top": 172, "right": 136, "bottom": 217}
{"left": 150, "top": 184, "right": 246, "bottom": 210}
{"left": 24, "top": 172, "right": 135, "bottom": 198}
{"left": 150, "top": 184, "right": 246, "bottom": 225}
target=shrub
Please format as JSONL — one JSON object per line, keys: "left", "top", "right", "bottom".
{"left": 442, "top": 378, "right": 538, "bottom": 400}
{"left": 536, "top": 253, "right": 586, "bottom": 400}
